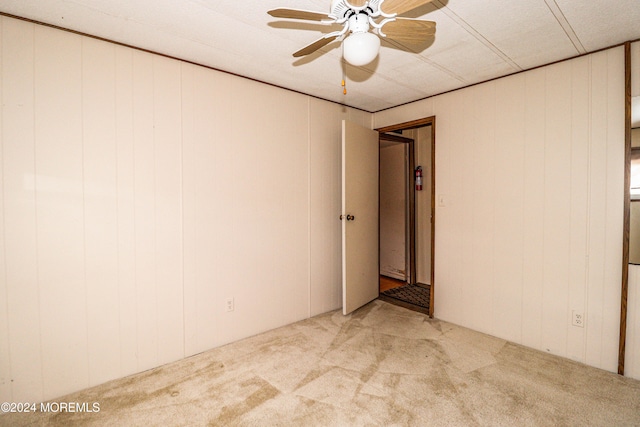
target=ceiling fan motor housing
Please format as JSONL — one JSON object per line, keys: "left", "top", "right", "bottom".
{"left": 348, "top": 13, "right": 371, "bottom": 33}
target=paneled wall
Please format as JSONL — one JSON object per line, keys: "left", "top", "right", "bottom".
{"left": 375, "top": 47, "right": 626, "bottom": 374}
{"left": 405, "top": 126, "right": 432, "bottom": 285}
{"left": 0, "top": 16, "right": 371, "bottom": 402}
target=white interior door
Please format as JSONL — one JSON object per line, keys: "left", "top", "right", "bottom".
{"left": 342, "top": 120, "right": 379, "bottom": 315}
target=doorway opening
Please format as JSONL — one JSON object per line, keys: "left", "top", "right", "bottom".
{"left": 376, "top": 117, "right": 436, "bottom": 317}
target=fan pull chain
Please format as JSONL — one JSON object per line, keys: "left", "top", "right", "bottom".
{"left": 342, "top": 63, "right": 347, "bottom": 95}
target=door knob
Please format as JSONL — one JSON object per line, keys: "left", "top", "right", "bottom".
{"left": 340, "top": 214, "right": 356, "bottom": 221}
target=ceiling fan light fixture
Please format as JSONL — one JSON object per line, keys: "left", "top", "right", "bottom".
{"left": 343, "top": 31, "right": 380, "bottom": 66}
{"left": 269, "top": 0, "right": 436, "bottom": 68}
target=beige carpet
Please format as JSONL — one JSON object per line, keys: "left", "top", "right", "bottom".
{"left": 2, "top": 300, "right": 640, "bottom": 426}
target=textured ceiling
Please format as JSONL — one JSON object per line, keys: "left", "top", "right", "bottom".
{"left": 0, "top": 0, "right": 639, "bottom": 112}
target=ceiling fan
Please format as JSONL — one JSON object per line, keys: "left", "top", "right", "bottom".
{"left": 268, "top": 0, "right": 436, "bottom": 67}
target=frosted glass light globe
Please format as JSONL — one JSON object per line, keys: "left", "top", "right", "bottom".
{"left": 343, "top": 32, "right": 380, "bottom": 66}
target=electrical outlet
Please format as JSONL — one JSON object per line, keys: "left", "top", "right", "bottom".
{"left": 572, "top": 310, "right": 584, "bottom": 328}
{"left": 226, "top": 298, "right": 234, "bottom": 312}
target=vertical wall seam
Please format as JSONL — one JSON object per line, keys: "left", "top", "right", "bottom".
{"left": 152, "top": 57, "right": 158, "bottom": 364}
{"left": 33, "top": 23, "right": 44, "bottom": 402}
{"left": 520, "top": 77, "right": 526, "bottom": 344}
{"left": 131, "top": 51, "right": 137, "bottom": 371}
{"left": 132, "top": 52, "right": 139, "bottom": 372}
{"left": 80, "top": 36, "right": 91, "bottom": 388}
{"left": 541, "top": 67, "right": 547, "bottom": 351}
{"left": 584, "top": 54, "right": 593, "bottom": 363}
{"left": 491, "top": 84, "right": 497, "bottom": 334}
{"left": 519, "top": 79, "right": 525, "bottom": 344}
{"left": 596, "top": 53, "right": 606, "bottom": 366}
{"left": 114, "top": 46, "right": 123, "bottom": 377}
{"left": 80, "top": 37, "right": 92, "bottom": 392}
{"left": 0, "top": 15, "right": 12, "bottom": 402}
{"left": 568, "top": 60, "right": 577, "bottom": 359}
{"left": 539, "top": 68, "right": 550, "bottom": 352}
{"left": 179, "top": 62, "right": 186, "bottom": 358}
{"left": 307, "top": 97, "right": 312, "bottom": 319}
{"left": 600, "top": 52, "right": 609, "bottom": 366}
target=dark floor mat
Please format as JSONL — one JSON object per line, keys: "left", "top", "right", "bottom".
{"left": 381, "top": 283, "right": 431, "bottom": 310}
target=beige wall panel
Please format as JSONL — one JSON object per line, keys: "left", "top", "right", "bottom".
{"left": 431, "top": 90, "right": 465, "bottom": 326}
{"left": 309, "top": 99, "right": 350, "bottom": 316}
{"left": 347, "top": 108, "right": 373, "bottom": 129}
{"left": 34, "top": 26, "right": 89, "bottom": 399}
{"left": 114, "top": 45, "right": 138, "bottom": 378}
{"left": 521, "top": 67, "right": 546, "bottom": 351}
{"left": 374, "top": 98, "right": 435, "bottom": 130}
{"left": 454, "top": 90, "right": 477, "bottom": 329}
{"left": 199, "top": 70, "right": 238, "bottom": 349}
{"left": 566, "top": 55, "right": 590, "bottom": 362}
{"left": 468, "top": 83, "right": 497, "bottom": 334}
{"left": 182, "top": 64, "right": 212, "bottom": 355}
{"left": 201, "top": 69, "right": 236, "bottom": 348}
{"left": 584, "top": 49, "right": 624, "bottom": 371}
{"left": 181, "top": 63, "right": 200, "bottom": 356}
{"left": 132, "top": 50, "right": 159, "bottom": 372}
{"left": 541, "top": 60, "right": 572, "bottom": 357}
{"left": 81, "top": 37, "right": 121, "bottom": 387}
{"left": 415, "top": 126, "right": 432, "bottom": 285}
{"left": 601, "top": 48, "right": 625, "bottom": 371}
{"left": 492, "top": 74, "right": 525, "bottom": 343}
{"left": 182, "top": 63, "right": 234, "bottom": 354}
{"left": 0, "top": 18, "right": 43, "bottom": 402}
{"left": 271, "top": 85, "right": 311, "bottom": 322}
{"left": 229, "top": 78, "right": 310, "bottom": 340}
{"left": 628, "top": 265, "right": 640, "bottom": 379}
{"left": 522, "top": 68, "right": 547, "bottom": 348}
{"left": 152, "top": 56, "right": 184, "bottom": 364}
{"left": 229, "top": 79, "right": 267, "bottom": 340}
{"left": 584, "top": 52, "right": 608, "bottom": 368}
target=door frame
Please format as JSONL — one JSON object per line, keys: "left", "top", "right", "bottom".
{"left": 377, "top": 116, "right": 436, "bottom": 317}
{"left": 379, "top": 132, "right": 416, "bottom": 285}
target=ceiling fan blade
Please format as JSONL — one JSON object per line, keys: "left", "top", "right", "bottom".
{"left": 293, "top": 34, "right": 340, "bottom": 57}
{"left": 380, "top": 0, "right": 435, "bottom": 16}
{"left": 348, "top": 0, "right": 368, "bottom": 6}
{"left": 382, "top": 18, "right": 435, "bottom": 44}
{"left": 268, "top": 8, "right": 332, "bottom": 22}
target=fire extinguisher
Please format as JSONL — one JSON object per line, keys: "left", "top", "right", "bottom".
{"left": 415, "top": 166, "right": 423, "bottom": 191}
